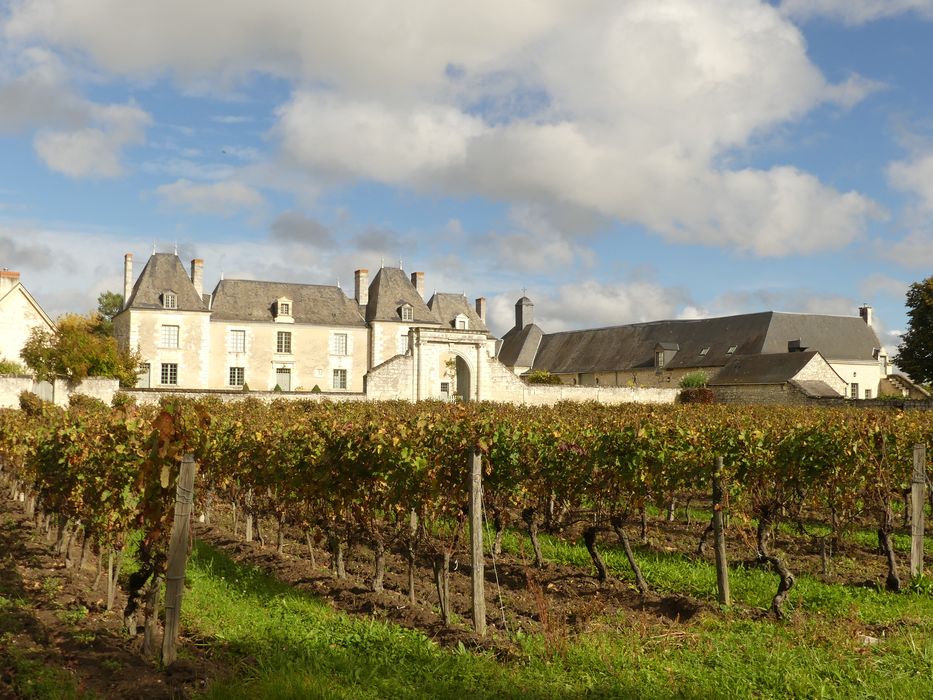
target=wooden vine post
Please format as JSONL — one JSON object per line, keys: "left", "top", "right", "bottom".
{"left": 469, "top": 449, "right": 486, "bottom": 636}
{"left": 911, "top": 444, "right": 927, "bottom": 577}
{"left": 712, "top": 456, "right": 731, "bottom": 607}
{"left": 162, "top": 453, "right": 197, "bottom": 666}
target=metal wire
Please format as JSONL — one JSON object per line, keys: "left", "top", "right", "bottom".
{"left": 480, "top": 487, "right": 509, "bottom": 634}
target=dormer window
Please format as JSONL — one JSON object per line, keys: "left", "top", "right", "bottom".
{"left": 656, "top": 351, "right": 665, "bottom": 368}
{"left": 400, "top": 304, "right": 413, "bottom": 322}
{"left": 454, "top": 313, "right": 469, "bottom": 330}
{"left": 162, "top": 292, "right": 177, "bottom": 310}
{"left": 275, "top": 297, "right": 294, "bottom": 323}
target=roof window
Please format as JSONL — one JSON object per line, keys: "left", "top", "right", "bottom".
{"left": 400, "top": 303, "right": 413, "bottom": 322}
{"left": 699, "top": 347, "right": 710, "bottom": 357}
{"left": 162, "top": 292, "right": 177, "bottom": 310}
{"left": 727, "top": 345, "right": 738, "bottom": 355}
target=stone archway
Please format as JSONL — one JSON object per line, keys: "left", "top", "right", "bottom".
{"left": 454, "top": 354, "right": 472, "bottom": 402}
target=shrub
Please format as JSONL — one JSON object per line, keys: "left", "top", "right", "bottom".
{"left": 18, "top": 390, "right": 48, "bottom": 415}
{"left": 241, "top": 382, "right": 250, "bottom": 392}
{"left": 69, "top": 393, "right": 107, "bottom": 412}
{"left": 524, "top": 370, "right": 563, "bottom": 385}
{"left": 0, "top": 358, "right": 26, "bottom": 375}
{"left": 679, "top": 387, "right": 715, "bottom": 404}
{"left": 679, "top": 371, "right": 709, "bottom": 389}
{"left": 311, "top": 385, "right": 322, "bottom": 394}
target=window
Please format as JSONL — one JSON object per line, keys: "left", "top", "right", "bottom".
{"left": 276, "top": 331, "right": 292, "bottom": 353}
{"left": 279, "top": 302, "right": 290, "bottom": 316}
{"left": 699, "top": 347, "right": 709, "bottom": 357}
{"left": 334, "top": 333, "right": 348, "bottom": 355}
{"left": 160, "top": 363, "right": 178, "bottom": 385}
{"left": 229, "top": 367, "right": 245, "bottom": 386}
{"left": 401, "top": 304, "right": 413, "bottom": 321}
{"left": 865, "top": 389, "right": 872, "bottom": 400}
{"left": 456, "top": 318, "right": 468, "bottom": 330}
{"left": 655, "top": 350, "right": 665, "bottom": 368}
{"left": 440, "top": 381, "right": 450, "bottom": 395}
{"left": 137, "top": 363, "right": 151, "bottom": 389}
{"left": 160, "top": 325, "right": 179, "bottom": 348}
{"left": 397, "top": 333, "right": 409, "bottom": 355}
{"left": 727, "top": 345, "right": 738, "bottom": 355}
{"left": 332, "top": 369, "right": 347, "bottom": 389}
{"left": 230, "top": 329, "right": 246, "bottom": 353}
{"left": 850, "top": 383, "right": 859, "bottom": 399}
{"left": 163, "top": 292, "right": 177, "bottom": 310}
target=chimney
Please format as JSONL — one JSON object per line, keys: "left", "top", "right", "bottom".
{"left": 355, "top": 268, "right": 369, "bottom": 306}
{"left": 190, "top": 259, "right": 204, "bottom": 297}
{"left": 411, "top": 271, "right": 425, "bottom": 299}
{"left": 122, "top": 254, "right": 133, "bottom": 309}
{"left": 475, "top": 297, "right": 487, "bottom": 324}
{"left": 859, "top": 304, "right": 872, "bottom": 327}
{"left": 0, "top": 270, "right": 20, "bottom": 295}
{"left": 516, "top": 296, "right": 533, "bottom": 329}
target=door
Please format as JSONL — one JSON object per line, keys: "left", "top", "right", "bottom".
{"left": 276, "top": 368, "right": 292, "bottom": 391}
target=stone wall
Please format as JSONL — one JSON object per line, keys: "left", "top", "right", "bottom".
{"left": 0, "top": 376, "right": 120, "bottom": 408}
{"left": 124, "top": 387, "right": 366, "bottom": 406}
{"left": 0, "top": 376, "right": 34, "bottom": 408}
{"left": 711, "top": 383, "right": 815, "bottom": 406}
{"left": 364, "top": 354, "right": 414, "bottom": 401}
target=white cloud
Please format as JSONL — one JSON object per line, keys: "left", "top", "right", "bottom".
{"left": 155, "top": 179, "right": 265, "bottom": 216}
{"left": 487, "top": 279, "right": 692, "bottom": 334}
{"left": 276, "top": 93, "right": 486, "bottom": 184}
{"left": 33, "top": 101, "right": 150, "bottom": 178}
{"left": 5, "top": 0, "right": 883, "bottom": 255}
{"left": 888, "top": 152, "right": 933, "bottom": 211}
{"left": 860, "top": 274, "right": 908, "bottom": 300}
{"left": 780, "top": 0, "right": 933, "bottom": 24}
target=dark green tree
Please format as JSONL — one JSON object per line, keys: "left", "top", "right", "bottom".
{"left": 96, "top": 291, "right": 124, "bottom": 336}
{"left": 894, "top": 275, "right": 933, "bottom": 384}
{"left": 21, "top": 313, "right": 141, "bottom": 386}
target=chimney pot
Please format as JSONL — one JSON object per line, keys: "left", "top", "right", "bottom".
{"left": 190, "top": 258, "right": 204, "bottom": 298}
{"left": 411, "top": 272, "right": 425, "bottom": 299}
{"left": 355, "top": 268, "right": 369, "bottom": 307}
{"left": 122, "top": 254, "right": 133, "bottom": 310}
{"left": 475, "top": 297, "right": 487, "bottom": 324}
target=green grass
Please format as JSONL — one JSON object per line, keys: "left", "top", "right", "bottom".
{"left": 182, "top": 541, "right": 933, "bottom": 699}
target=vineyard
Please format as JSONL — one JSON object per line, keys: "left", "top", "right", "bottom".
{"left": 1, "top": 393, "right": 932, "bottom": 697}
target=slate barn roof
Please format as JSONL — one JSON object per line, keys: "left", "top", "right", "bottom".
{"left": 125, "top": 253, "right": 208, "bottom": 312}
{"left": 531, "top": 312, "right": 883, "bottom": 375}
{"left": 365, "top": 267, "right": 439, "bottom": 324}
{"left": 427, "top": 293, "right": 490, "bottom": 334}
{"left": 210, "top": 279, "right": 366, "bottom": 327}
{"left": 498, "top": 323, "right": 544, "bottom": 368}
{"left": 708, "top": 351, "right": 820, "bottom": 385}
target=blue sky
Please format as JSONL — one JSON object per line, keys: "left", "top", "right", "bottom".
{"left": 2, "top": 1, "right": 933, "bottom": 354}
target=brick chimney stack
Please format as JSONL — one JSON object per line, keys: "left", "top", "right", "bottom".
{"left": 475, "top": 297, "right": 487, "bottom": 324}
{"left": 355, "top": 269, "right": 369, "bottom": 306}
{"left": 411, "top": 271, "right": 425, "bottom": 299}
{"left": 123, "top": 254, "right": 133, "bottom": 309}
{"left": 0, "top": 270, "right": 20, "bottom": 296}
{"left": 859, "top": 304, "right": 873, "bottom": 327}
{"left": 190, "top": 258, "right": 204, "bottom": 297}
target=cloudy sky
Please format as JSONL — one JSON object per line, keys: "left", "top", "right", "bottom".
{"left": 2, "top": 1, "right": 932, "bottom": 350}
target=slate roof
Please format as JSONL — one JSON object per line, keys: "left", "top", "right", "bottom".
{"left": 427, "top": 293, "right": 490, "bottom": 334}
{"left": 498, "top": 323, "right": 544, "bottom": 368}
{"left": 365, "top": 267, "right": 439, "bottom": 324}
{"left": 124, "top": 254, "right": 208, "bottom": 312}
{"left": 707, "top": 351, "right": 820, "bottom": 385}
{"left": 530, "top": 311, "right": 882, "bottom": 375}
{"left": 789, "top": 380, "right": 843, "bottom": 398}
{"left": 209, "top": 279, "right": 366, "bottom": 327}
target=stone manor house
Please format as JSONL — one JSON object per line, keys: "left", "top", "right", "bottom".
{"left": 111, "top": 252, "right": 923, "bottom": 404}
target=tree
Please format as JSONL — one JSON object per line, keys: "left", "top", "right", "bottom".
{"left": 96, "top": 291, "right": 124, "bottom": 336}
{"left": 894, "top": 275, "right": 933, "bottom": 384}
{"left": 20, "top": 313, "right": 141, "bottom": 386}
